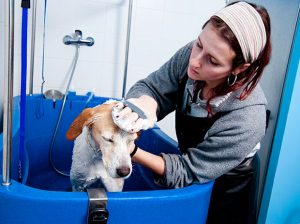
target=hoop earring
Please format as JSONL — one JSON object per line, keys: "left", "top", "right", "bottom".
{"left": 227, "top": 74, "right": 237, "bottom": 86}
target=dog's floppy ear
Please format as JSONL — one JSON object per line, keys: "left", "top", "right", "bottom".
{"left": 66, "top": 108, "right": 96, "bottom": 141}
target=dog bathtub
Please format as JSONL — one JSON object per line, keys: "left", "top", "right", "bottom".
{"left": 0, "top": 93, "right": 214, "bottom": 224}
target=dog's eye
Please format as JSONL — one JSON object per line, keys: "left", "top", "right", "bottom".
{"left": 102, "top": 136, "right": 114, "bottom": 143}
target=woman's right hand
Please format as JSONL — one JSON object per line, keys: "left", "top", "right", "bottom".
{"left": 112, "top": 96, "right": 158, "bottom": 133}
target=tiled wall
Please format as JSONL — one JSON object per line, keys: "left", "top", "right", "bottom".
{"left": 0, "top": 0, "right": 225, "bottom": 138}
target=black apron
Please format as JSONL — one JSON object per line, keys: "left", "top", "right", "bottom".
{"left": 175, "top": 75, "right": 259, "bottom": 224}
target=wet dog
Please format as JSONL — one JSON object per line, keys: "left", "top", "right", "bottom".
{"left": 66, "top": 100, "right": 137, "bottom": 192}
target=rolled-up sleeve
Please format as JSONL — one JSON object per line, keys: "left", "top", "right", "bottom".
{"left": 154, "top": 105, "right": 266, "bottom": 188}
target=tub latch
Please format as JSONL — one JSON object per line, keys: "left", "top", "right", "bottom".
{"left": 87, "top": 188, "right": 109, "bottom": 224}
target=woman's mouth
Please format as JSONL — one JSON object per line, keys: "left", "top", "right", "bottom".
{"left": 188, "top": 66, "right": 198, "bottom": 76}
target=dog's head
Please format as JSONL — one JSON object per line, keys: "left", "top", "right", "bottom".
{"left": 66, "top": 100, "right": 137, "bottom": 179}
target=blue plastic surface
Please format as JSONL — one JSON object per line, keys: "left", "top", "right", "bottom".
{"left": 259, "top": 15, "right": 300, "bottom": 224}
{"left": 0, "top": 94, "right": 213, "bottom": 224}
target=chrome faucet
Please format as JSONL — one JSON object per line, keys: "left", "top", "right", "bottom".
{"left": 63, "top": 30, "right": 94, "bottom": 46}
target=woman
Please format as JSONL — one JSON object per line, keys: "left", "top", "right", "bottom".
{"left": 113, "top": 1, "right": 271, "bottom": 223}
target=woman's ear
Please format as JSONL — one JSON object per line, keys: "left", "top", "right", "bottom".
{"left": 233, "top": 63, "right": 251, "bottom": 75}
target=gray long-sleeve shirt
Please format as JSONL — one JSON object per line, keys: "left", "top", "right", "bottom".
{"left": 127, "top": 42, "right": 267, "bottom": 188}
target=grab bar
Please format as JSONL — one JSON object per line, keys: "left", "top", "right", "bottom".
{"left": 2, "top": 0, "right": 15, "bottom": 186}
{"left": 29, "top": 0, "right": 37, "bottom": 95}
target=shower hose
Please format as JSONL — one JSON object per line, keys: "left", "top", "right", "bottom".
{"left": 49, "top": 45, "right": 80, "bottom": 177}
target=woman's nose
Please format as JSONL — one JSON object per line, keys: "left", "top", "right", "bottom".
{"left": 190, "top": 55, "right": 202, "bottom": 68}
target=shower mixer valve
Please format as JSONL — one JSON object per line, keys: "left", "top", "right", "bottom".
{"left": 63, "top": 30, "right": 94, "bottom": 46}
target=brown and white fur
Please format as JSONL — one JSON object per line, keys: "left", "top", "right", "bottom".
{"left": 66, "top": 100, "right": 137, "bottom": 192}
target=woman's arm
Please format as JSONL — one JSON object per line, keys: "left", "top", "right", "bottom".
{"left": 132, "top": 147, "right": 165, "bottom": 177}
{"left": 112, "top": 42, "right": 193, "bottom": 133}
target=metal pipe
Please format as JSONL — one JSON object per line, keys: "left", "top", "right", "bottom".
{"left": 29, "top": 0, "right": 37, "bottom": 95}
{"left": 122, "top": 0, "right": 133, "bottom": 98}
{"left": 2, "top": 0, "right": 15, "bottom": 186}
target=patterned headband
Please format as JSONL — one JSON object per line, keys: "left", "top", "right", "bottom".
{"left": 214, "top": 1, "right": 267, "bottom": 63}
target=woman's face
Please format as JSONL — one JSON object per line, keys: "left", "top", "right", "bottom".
{"left": 188, "top": 22, "right": 236, "bottom": 88}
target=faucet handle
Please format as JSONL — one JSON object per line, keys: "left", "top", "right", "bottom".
{"left": 63, "top": 35, "right": 73, "bottom": 45}
{"left": 75, "top": 30, "right": 82, "bottom": 39}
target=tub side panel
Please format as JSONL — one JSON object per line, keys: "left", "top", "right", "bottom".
{"left": 0, "top": 180, "right": 88, "bottom": 224}
{"left": 106, "top": 183, "right": 214, "bottom": 224}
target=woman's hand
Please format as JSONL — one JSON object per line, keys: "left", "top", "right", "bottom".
{"left": 112, "top": 96, "right": 158, "bottom": 133}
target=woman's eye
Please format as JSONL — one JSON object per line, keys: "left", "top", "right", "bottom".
{"left": 102, "top": 136, "right": 114, "bottom": 143}
{"left": 196, "top": 42, "right": 202, "bottom": 49}
{"left": 209, "top": 58, "right": 219, "bottom": 66}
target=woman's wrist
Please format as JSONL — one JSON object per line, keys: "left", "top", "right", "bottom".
{"left": 131, "top": 148, "right": 165, "bottom": 176}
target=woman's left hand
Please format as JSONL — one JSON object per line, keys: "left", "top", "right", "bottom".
{"left": 112, "top": 97, "right": 157, "bottom": 133}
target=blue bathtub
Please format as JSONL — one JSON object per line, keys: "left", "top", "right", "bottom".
{"left": 0, "top": 93, "right": 213, "bottom": 224}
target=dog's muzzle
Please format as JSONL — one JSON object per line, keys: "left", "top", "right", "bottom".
{"left": 116, "top": 166, "right": 131, "bottom": 178}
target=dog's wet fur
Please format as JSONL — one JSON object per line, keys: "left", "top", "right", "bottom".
{"left": 66, "top": 100, "right": 137, "bottom": 192}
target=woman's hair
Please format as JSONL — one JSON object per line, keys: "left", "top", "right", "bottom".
{"left": 204, "top": 1, "right": 271, "bottom": 101}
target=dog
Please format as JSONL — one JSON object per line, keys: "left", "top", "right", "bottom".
{"left": 66, "top": 100, "right": 137, "bottom": 192}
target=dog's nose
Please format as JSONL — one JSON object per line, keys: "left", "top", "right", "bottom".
{"left": 116, "top": 166, "right": 131, "bottom": 177}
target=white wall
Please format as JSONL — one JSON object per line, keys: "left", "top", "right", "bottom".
{"left": 0, "top": 0, "right": 226, "bottom": 138}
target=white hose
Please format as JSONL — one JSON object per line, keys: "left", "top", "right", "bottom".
{"left": 49, "top": 45, "right": 80, "bottom": 177}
